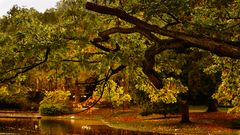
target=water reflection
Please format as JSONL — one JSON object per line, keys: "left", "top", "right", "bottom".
{"left": 0, "top": 118, "right": 162, "bottom": 135}
{"left": 0, "top": 118, "right": 39, "bottom": 134}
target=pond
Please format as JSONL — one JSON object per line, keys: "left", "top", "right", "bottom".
{"left": 0, "top": 118, "right": 163, "bottom": 135}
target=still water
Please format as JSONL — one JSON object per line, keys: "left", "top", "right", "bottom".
{"left": 0, "top": 118, "right": 162, "bottom": 135}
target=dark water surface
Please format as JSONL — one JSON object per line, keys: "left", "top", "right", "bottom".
{"left": 0, "top": 118, "right": 163, "bottom": 135}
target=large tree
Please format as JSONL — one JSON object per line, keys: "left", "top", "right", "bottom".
{"left": 85, "top": 0, "right": 240, "bottom": 122}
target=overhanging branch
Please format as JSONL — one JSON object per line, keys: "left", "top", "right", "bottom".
{"left": 86, "top": 2, "right": 240, "bottom": 90}
{"left": 86, "top": 2, "right": 240, "bottom": 59}
{"left": 0, "top": 48, "right": 50, "bottom": 84}
{"left": 89, "top": 25, "right": 185, "bottom": 89}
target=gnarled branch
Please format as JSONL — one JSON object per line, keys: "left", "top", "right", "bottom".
{"left": 86, "top": 2, "right": 240, "bottom": 59}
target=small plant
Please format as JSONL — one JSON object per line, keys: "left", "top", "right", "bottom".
{"left": 39, "top": 90, "right": 72, "bottom": 116}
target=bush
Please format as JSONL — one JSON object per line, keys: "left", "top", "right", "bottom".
{"left": 40, "top": 105, "right": 67, "bottom": 116}
{"left": 0, "top": 86, "right": 30, "bottom": 110}
{"left": 39, "top": 90, "right": 72, "bottom": 116}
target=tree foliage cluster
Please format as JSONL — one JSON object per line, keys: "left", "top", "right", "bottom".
{"left": 39, "top": 90, "right": 72, "bottom": 115}
{"left": 0, "top": 0, "right": 133, "bottom": 113}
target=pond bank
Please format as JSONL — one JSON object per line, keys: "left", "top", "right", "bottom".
{"left": 0, "top": 110, "right": 41, "bottom": 119}
{"left": 0, "top": 107, "right": 239, "bottom": 134}
{"left": 72, "top": 107, "right": 240, "bottom": 134}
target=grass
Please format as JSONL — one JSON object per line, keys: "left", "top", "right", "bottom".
{"left": 72, "top": 106, "right": 240, "bottom": 134}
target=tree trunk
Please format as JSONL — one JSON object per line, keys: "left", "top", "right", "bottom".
{"left": 207, "top": 99, "right": 218, "bottom": 112}
{"left": 74, "top": 79, "right": 81, "bottom": 104}
{"left": 180, "top": 100, "right": 191, "bottom": 123}
{"left": 123, "top": 73, "right": 129, "bottom": 110}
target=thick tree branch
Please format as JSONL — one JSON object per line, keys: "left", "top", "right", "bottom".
{"left": 99, "top": 27, "right": 138, "bottom": 36}
{"left": 86, "top": 2, "right": 240, "bottom": 90}
{"left": 89, "top": 27, "right": 185, "bottom": 89}
{"left": 77, "top": 64, "right": 126, "bottom": 86}
{"left": 143, "top": 39, "right": 185, "bottom": 89}
{"left": 91, "top": 39, "right": 120, "bottom": 52}
{"left": 92, "top": 26, "right": 185, "bottom": 89}
{"left": 87, "top": 25, "right": 186, "bottom": 89}
{"left": 91, "top": 27, "right": 138, "bottom": 52}
{"left": 86, "top": 2, "right": 240, "bottom": 59}
{"left": 0, "top": 48, "right": 50, "bottom": 84}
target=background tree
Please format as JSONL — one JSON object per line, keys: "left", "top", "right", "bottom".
{"left": 0, "top": 0, "right": 132, "bottom": 112}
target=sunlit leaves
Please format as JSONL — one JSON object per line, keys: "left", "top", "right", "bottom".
{"left": 39, "top": 90, "right": 72, "bottom": 115}
{"left": 134, "top": 68, "right": 187, "bottom": 104}
{"left": 208, "top": 57, "right": 240, "bottom": 111}
{"left": 95, "top": 79, "right": 132, "bottom": 107}
{"left": 0, "top": 86, "right": 9, "bottom": 98}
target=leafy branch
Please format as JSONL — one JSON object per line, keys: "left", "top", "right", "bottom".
{"left": 78, "top": 64, "right": 126, "bottom": 112}
{"left": 0, "top": 48, "right": 50, "bottom": 84}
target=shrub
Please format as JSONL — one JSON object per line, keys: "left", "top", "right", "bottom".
{"left": 0, "top": 86, "right": 30, "bottom": 110}
{"left": 39, "top": 90, "right": 72, "bottom": 116}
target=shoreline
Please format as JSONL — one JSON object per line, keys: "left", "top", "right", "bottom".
{"left": 71, "top": 107, "right": 240, "bottom": 134}
{"left": 0, "top": 107, "right": 239, "bottom": 134}
{"left": 0, "top": 111, "right": 41, "bottom": 119}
